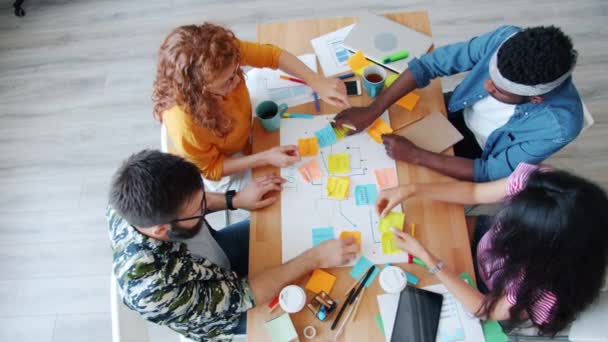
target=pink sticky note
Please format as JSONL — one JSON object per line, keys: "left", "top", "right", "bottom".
{"left": 298, "top": 159, "right": 324, "bottom": 183}
{"left": 374, "top": 168, "right": 398, "bottom": 189}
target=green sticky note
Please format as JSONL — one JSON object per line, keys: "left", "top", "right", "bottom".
{"left": 375, "top": 313, "right": 385, "bottom": 335}
{"left": 379, "top": 211, "right": 405, "bottom": 233}
{"left": 265, "top": 313, "right": 298, "bottom": 342}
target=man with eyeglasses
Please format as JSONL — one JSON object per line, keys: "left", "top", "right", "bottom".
{"left": 107, "top": 150, "right": 359, "bottom": 341}
{"left": 333, "top": 26, "right": 583, "bottom": 182}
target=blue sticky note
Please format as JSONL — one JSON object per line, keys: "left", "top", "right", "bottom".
{"left": 314, "top": 124, "right": 338, "bottom": 148}
{"left": 354, "top": 184, "right": 378, "bottom": 206}
{"left": 312, "top": 227, "right": 335, "bottom": 247}
{"left": 349, "top": 256, "right": 380, "bottom": 287}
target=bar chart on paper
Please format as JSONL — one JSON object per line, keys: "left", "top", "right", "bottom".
{"left": 279, "top": 113, "right": 407, "bottom": 265}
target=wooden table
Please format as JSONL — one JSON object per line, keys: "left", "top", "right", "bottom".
{"left": 248, "top": 11, "right": 475, "bottom": 342}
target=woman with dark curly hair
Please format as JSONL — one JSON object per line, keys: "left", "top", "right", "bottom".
{"left": 153, "top": 23, "right": 349, "bottom": 191}
{"left": 334, "top": 26, "right": 584, "bottom": 183}
{"left": 376, "top": 163, "right": 608, "bottom": 336}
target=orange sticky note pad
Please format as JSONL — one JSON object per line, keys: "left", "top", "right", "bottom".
{"left": 327, "top": 177, "right": 350, "bottom": 199}
{"left": 298, "top": 137, "right": 319, "bottom": 157}
{"left": 374, "top": 168, "right": 398, "bottom": 189}
{"left": 367, "top": 119, "right": 393, "bottom": 143}
{"left": 305, "top": 269, "right": 337, "bottom": 294}
{"left": 396, "top": 92, "right": 420, "bottom": 111}
{"left": 298, "top": 159, "right": 324, "bottom": 183}
{"left": 347, "top": 50, "right": 371, "bottom": 73}
{"left": 340, "top": 231, "right": 362, "bottom": 246}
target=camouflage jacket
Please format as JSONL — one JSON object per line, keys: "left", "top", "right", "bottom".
{"left": 106, "top": 207, "right": 255, "bottom": 341}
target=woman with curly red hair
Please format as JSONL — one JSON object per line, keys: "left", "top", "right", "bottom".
{"left": 153, "top": 23, "right": 349, "bottom": 191}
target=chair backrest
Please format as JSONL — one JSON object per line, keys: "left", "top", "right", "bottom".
{"left": 111, "top": 272, "right": 150, "bottom": 342}
{"left": 581, "top": 102, "right": 594, "bottom": 134}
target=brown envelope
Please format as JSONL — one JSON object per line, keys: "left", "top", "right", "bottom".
{"left": 394, "top": 112, "right": 463, "bottom": 153}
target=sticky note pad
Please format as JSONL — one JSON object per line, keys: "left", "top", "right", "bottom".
{"left": 396, "top": 92, "right": 420, "bottom": 111}
{"left": 312, "top": 227, "right": 334, "bottom": 247}
{"left": 367, "top": 118, "right": 393, "bottom": 144}
{"left": 327, "top": 177, "right": 350, "bottom": 199}
{"left": 265, "top": 312, "right": 298, "bottom": 342}
{"left": 305, "top": 268, "right": 337, "bottom": 294}
{"left": 314, "top": 124, "right": 338, "bottom": 148}
{"left": 334, "top": 126, "right": 348, "bottom": 140}
{"left": 347, "top": 50, "right": 371, "bottom": 73}
{"left": 354, "top": 184, "right": 378, "bottom": 205}
{"left": 385, "top": 73, "right": 399, "bottom": 87}
{"left": 298, "top": 159, "right": 324, "bottom": 183}
{"left": 339, "top": 231, "right": 362, "bottom": 246}
{"left": 327, "top": 153, "right": 350, "bottom": 174}
{"left": 349, "top": 256, "right": 380, "bottom": 288}
{"left": 381, "top": 232, "right": 400, "bottom": 254}
{"left": 379, "top": 211, "right": 405, "bottom": 233}
{"left": 374, "top": 168, "right": 398, "bottom": 189}
{"left": 297, "top": 137, "right": 319, "bottom": 157}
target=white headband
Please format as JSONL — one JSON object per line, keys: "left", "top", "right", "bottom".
{"left": 488, "top": 35, "right": 573, "bottom": 97}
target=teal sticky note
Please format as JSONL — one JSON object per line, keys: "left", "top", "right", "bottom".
{"left": 355, "top": 184, "right": 379, "bottom": 206}
{"left": 265, "top": 312, "right": 298, "bottom": 342}
{"left": 312, "top": 227, "right": 334, "bottom": 247}
{"left": 349, "top": 256, "right": 380, "bottom": 287}
{"left": 314, "top": 124, "right": 338, "bottom": 148}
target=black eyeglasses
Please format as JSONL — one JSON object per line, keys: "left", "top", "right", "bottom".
{"left": 166, "top": 183, "right": 208, "bottom": 239}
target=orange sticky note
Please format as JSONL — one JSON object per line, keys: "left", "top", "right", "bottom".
{"left": 395, "top": 92, "right": 420, "bottom": 111}
{"left": 327, "top": 177, "right": 350, "bottom": 199}
{"left": 347, "top": 50, "right": 371, "bottom": 73}
{"left": 367, "top": 119, "right": 393, "bottom": 143}
{"left": 298, "top": 159, "right": 324, "bottom": 183}
{"left": 374, "top": 168, "right": 398, "bottom": 190}
{"left": 305, "top": 269, "right": 337, "bottom": 294}
{"left": 298, "top": 137, "right": 319, "bottom": 157}
{"left": 340, "top": 231, "right": 362, "bottom": 246}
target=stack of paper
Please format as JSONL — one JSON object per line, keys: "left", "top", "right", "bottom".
{"left": 310, "top": 24, "right": 356, "bottom": 76}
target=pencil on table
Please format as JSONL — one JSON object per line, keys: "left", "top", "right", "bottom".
{"left": 343, "top": 268, "right": 368, "bottom": 297}
{"left": 411, "top": 223, "right": 416, "bottom": 237}
{"left": 351, "top": 287, "right": 365, "bottom": 322}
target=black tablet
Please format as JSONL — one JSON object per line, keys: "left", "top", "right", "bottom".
{"left": 390, "top": 286, "right": 443, "bottom": 342}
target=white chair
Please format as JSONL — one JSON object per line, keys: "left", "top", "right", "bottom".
{"left": 110, "top": 272, "right": 149, "bottom": 342}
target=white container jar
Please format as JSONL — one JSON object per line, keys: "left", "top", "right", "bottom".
{"left": 379, "top": 266, "right": 408, "bottom": 294}
{"left": 279, "top": 285, "right": 306, "bottom": 313}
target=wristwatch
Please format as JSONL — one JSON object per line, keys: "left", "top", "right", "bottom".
{"left": 427, "top": 260, "right": 444, "bottom": 275}
{"left": 225, "top": 190, "right": 237, "bottom": 211}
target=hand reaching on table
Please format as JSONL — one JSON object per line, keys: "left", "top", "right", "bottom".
{"left": 233, "top": 174, "right": 286, "bottom": 210}
{"left": 332, "top": 106, "right": 381, "bottom": 136}
{"left": 262, "top": 145, "right": 301, "bottom": 168}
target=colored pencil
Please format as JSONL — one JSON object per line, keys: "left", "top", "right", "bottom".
{"left": 337, "top": 72, "right": 355, "bottom": 80}
{"left": 282, "top": 113, "right": 314, "bottom": 119}
{"left": 411, "top": 223, "right": 416, "bottom": 237}
{"left": 313, "top": 92, "right": 320, "bottom": 113}
{"left": 279, "top": 75, "right": 307, "bottom": 84}
{"left": 351, "top": 287, "right": 365, "bottom": 322}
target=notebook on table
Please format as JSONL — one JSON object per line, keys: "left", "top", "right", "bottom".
{"left": 343, "top": 13, "right": 433, "bottom": 74}
{"left": 390, "top": 286, "right": 443, "bottom": 342}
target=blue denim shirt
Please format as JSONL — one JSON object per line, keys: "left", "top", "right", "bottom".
{"left": 408, "top": 25, "right": 583, "bottom": 181}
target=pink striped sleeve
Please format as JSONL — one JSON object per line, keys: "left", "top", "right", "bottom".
{"left": 506, "top": 163, "right": 540, "bottom": 196}
{"left": 505, "top": 279, "right": 558, "bottom": 325}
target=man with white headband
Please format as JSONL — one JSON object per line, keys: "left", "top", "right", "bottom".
{"left": 334, "top": 26, "right": 583, "bottom": 181}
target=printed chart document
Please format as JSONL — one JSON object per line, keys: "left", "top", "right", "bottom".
{"left": 311, "top": 24, "right": 356, "bottom": 76}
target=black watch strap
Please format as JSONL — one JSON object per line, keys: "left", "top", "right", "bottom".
{"left": 225, "top": 190, "right": 237, "bottom": 211}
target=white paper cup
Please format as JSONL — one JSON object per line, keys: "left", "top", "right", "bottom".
{"left": 379, "top": 266, "right": 408, "bottom": 294}
{"left": 279, "top": 285, "right": 306, "bottom": 313}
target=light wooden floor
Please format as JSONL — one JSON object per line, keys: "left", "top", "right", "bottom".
{"left": 0, "top": 0, "right": 606, "bottom": 340}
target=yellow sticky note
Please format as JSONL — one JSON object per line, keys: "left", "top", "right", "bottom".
{"left": 381, "top": 232, "right": 401, "bottom": 254}
{"left": 367, "top": 119, "right": 393, "bottom": 144}
{"left": 347, "top": 50, "right": 371, "bottom": 73}
{"left": 327, "top": 177, "right": 350, "bottom": 199}
{"left": 396, "top": 92, "right": 420, "bottom": 111}
{"left": 385, "top": 73, "right": 399, "bottom": 87}
{"left": 298, "top": 159, "right": 324, "bottom": 183}
{"left": 374, "top": 168, "right": 398, "bottom": 190}
{"left": 328, "top": 153, "right": 350, "bottom": 174}
{"left": 340, "top": 231, "right": 362, "bottom": 246}
{"left": 334, "top": 126, "right": 348, "bottom": 140}
{"left": 298, "top": 137, "right": 319, "bottom": 157}
{"left": 379, "top": 211, "right": 405, "bottom": 233}
{"left": 305, "top": 269, "right": 337, "bottom": 294}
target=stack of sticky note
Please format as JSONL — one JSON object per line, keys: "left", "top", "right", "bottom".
{"left": 298, "top": 159, "right": 324, "bottom": 183}
{"left": 396, "top": 92, "right": 420, "bottom": 111}
{"left": 347, "top": 50, "right": 371, "bottom": 75}
{"left": 339, "top": 230, "right": 362, "bottom": 246}
{"left": 379, "top": 211, "right": 406, "bottom": 254}
{"left": 327, "top": 177, "right": 350, "bottom": 199}
{"left": 305, "top": 268, "right": 337, "bottom": 294}
{"left": 265, "top": 313, "right": 298, "bottom": 342}
{"left": 367, "top": 118, "right": 393, "bottom": 143}
{"left": 298, "top": 137, "right": 319, "bottom": 156}
{"left": 327, "top": 153, "right": 350, "bottom": 174}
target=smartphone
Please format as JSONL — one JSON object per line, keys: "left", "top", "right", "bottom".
{"left": 345, "top": 80, "right": 362, "bottom": 96}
